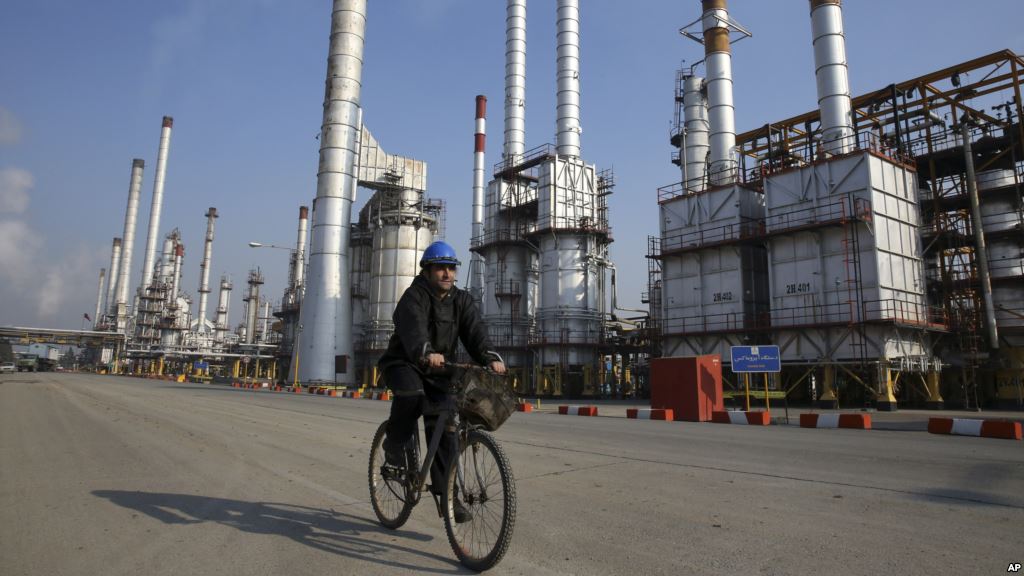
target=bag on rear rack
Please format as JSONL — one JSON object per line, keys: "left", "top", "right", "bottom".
{"left": 454, "top": 366, "right": 516, "bottom": 431}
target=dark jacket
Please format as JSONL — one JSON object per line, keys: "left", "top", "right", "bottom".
{"left": 378, "top": 274, "right": 498, "bottom": 371}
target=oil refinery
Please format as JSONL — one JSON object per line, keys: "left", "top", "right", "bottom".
{"left": 8, "top": 0, "right": 1022, "bottom": 412}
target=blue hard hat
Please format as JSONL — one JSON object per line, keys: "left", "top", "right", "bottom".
{"left": 420, "top": 241, "right": 461, "bottom": 267}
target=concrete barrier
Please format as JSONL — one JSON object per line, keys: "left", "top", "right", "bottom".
{"left": 558, "top": 405, "right": 598, "bottom": 416}
{"left": 516, "top": 402, "right": 533, "bottom": 413}
{"left": 800, "top": 413, "right": 872, "bottom": 430}
{"left": 626, "top": 408, "right": 674, "bottom": 421}
{"left": 711, "top": 410, "right": 770, "bottom": 425}
{"left": 928, "top": 417, "right": 1022, "bottom": 440}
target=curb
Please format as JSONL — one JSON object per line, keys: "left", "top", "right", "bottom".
{"left": 800, "top": 413, "right": 872, "bottom": 430}
{"left": 558, "top": 405, "right": 598, "bottom": 416}
{"left": 927, "top": 417, "right": 1022, "bottom": 440}
{"left": 626, "top": 408, "right": 674, "bottom": 421}
{"left": 711, "top": 410, "right": 770, "bottom": 425}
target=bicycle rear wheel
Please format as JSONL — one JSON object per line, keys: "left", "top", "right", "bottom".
{"left": 443, "top": 429, "right": 516, "bottom": 572}
{"left": 368, "top": 421, "right": 416, "bottom": 529}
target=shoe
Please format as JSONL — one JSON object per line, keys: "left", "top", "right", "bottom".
{"left": 452, "top": 499, "right": 473, "bottom": 524}
{"left": 382, "top": 438, "right": 407, "bottom": 469}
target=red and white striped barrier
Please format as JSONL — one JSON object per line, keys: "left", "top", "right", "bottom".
{"left": 800, "top": 413, "right": 871, "bottom": 430}
{"left": 626, "top": 408, "right": 674, "bottom": 421}
{"left": 711, "top": 410, "right": 770, "bottom": 425}
{"left": 558, "top": 405, "right": 598, "bottom": 416}
{"left": 928, "top": 417, "right": 1022, "bottom": 440}
{"left": 516, "top": 402, "right": 533, "bottom": 413}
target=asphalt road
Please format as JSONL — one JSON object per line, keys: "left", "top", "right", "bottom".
{"left": 2, "top": 372, "right": 1022, "bottom": 575}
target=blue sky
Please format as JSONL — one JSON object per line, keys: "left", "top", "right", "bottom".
{"left": 1, "top": 0, "right": 1021, "bottom": 329}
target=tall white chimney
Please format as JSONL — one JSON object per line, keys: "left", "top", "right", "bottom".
{"left": 105, "top": 238, "right": 122, "bottom": 317}
{"left": 94, "top": 268, "right": 106, "bottom": 329}
{"left": 504, "top": 0, "right": 527, "bottom": 161}
{"left": 139, "top": 117, "right": 173, "bottom": 292}
{"left": 215, "top": 275, "right": 232, "bottom": 342}
{"left": 810, "top": 0, "right": 854, "bottom": 154}
{"left": 115, "top": 159, "right": 144, "bottom": 316}
{"left": 297, "top": 0, "right": 366, "bottom": 384}
{"left": 196, "top": 207, "right": 218, "bottom": 331}
{"left": 294, "top": 206, "right": 308, "bottom": 294}
{"left": 556, "top": 0, "right": 581, "bottom": 158}
{"left": 682, "top": 74, "right": 710, "bottom": 190}
{"left": 470, "top": 95, "right": 487, "bottom": 300}
{"left": 702, "top": 0, "right": 738, "bottom": 185}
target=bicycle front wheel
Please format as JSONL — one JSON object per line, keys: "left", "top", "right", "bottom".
{"left": 368, "top": 421, "right": 416, "bottom": 529}
{"left": 443, "top": 429, "right": 516, "bottom": 572}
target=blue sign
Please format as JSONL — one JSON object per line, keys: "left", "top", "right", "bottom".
{"left": 193, "top": 361, "right": 209, "bottom": 370}
{"left": 730, "top": 346, "right": 781, "bottom": 373}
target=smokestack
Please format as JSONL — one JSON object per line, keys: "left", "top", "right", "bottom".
{"left": 470, "top": 95, "right": 487, "bottom": 300}
{"left": 115, "top": 159, "right": 144, "bottom": 316}
{"left": 196, "top": 207, "right": 218, "bottom": 331}
{"left": 94, "top": 268, "right": 106, "bottom": 329}
{"left": 215, "top": 275, "right": 232, "bottom": 342}
{"left": 294, "top": 206, "right": 308, "bottom": 293}
{"left": 298, "top": 0, "right": 366, "bottom": 384}
{"left": 682, "top": 74, "right": 710, "bottom": 190}
{"left": 139, "top": 116, "right": 174, "bottom": 292}
{"left": 810, "top": 0, "right": 854, "bottom": 154}
{"left": 556, "top": 0, "right": 581, "bottom": 158}
{"left": 105, "top": 238, "right": 122, "bottom": 317}
{"left": 702, "top": 0, "right": 738, "bottom": 185}
{"left": 504, "top": 0, "right": 527, "bottom": 161}
{"left": 170, "top": 243, "right": 184, "bottom": 308}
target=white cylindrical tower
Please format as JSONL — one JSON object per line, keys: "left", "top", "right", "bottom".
{"left": 810, "top": 0, "right": 854, "bottom": 154}
{"left": 170, "top": 243, "right": 184, "bottom": 309}
{"left": 470, "top": 95, "right": 488, "bottom": 301}
{"left": 94, "top": 268, "right": 106, "bottom": 329}
{"left": 702, "top": 0, "right": 737, "bottom": 185}
{"left": 504, "top": 0, "right": 527, "bottom": 162}
{"left": 139, "top": 116, "right": 173, "bottom": 292}
{"left": 215, "top": 275, "right": 232, "bottom": 342}
{"left": 105, "top": 238, "right": 122, "bottom": 317}
{"left": 556, "top": 0, "right": 581, "bottom": 158}
{"left": 298, "top": 0, "right": 365, "bottom": 384}
{"left": 196, "top": 207, "right": 218, "bottom": 330}
{"left": 294, "top": 206, "right": 309, "bottom": 294}
{"left": 115, "top": 159, "right": 144, "bottom": 316}
{"left": 682, "top": 74, "right": 710, "bottom": 191}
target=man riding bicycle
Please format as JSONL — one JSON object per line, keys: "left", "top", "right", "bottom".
{"left": 378, "top": 240, "right": 506, "bottom": 523}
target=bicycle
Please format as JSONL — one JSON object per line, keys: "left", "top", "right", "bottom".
{"left": 367, "top": 363, "right": 517, "bottom": 572}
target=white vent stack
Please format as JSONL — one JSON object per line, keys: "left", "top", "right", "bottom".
{"left": 298, "top": 0, "right": 366, "bottom": 384}
{"left": 504, "top": 0, "right": 527, "bottom": 161}
{"left": 470, "top": 95, "right": 487, "bottom": 301}
{"left": 261, "top": 300, "right": 271, "bottom": 342}
{"left": 702, "top": 0, "right": 738, "bottom": 185}
{"left": 810, "top": 0, "right": 854, "bottom": 154}
{"left": 215, "top": 275, "right": 232, "bottom": 342}
{"left": 160, "top": 235, "right": 176, "bottom": 283}
{"left": 555, "top": 0, "right": 581, "bottom": 158}
{"left": 139, "top": 116, "right": 173, "bottom": 292}
{"left": 294, "top": 206, "right": 308, "bottom": 293}
{"left": 196, "top": 207, "right": 218, "bottom": 331}
{"left": 170, "top": 243, "right": 184, "bottom": 308}
{"left": 94, "top": 268, "right": 106, "bottom": 328}
{"left": 115, "top": 159, "right": 144, "bottom": 316}
{"left": 105, "top": 238, "right": 122, "bottom": 317}
{"left": 682, "top": 74, "right": 710, "bottom": 190}
{"left": 244, "top": 269, "right": 264, "bottom": 345}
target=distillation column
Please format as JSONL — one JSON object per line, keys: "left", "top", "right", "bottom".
{"left": 196, "top": 207, "right": 218, "bottom": 332}
{"left": 214, "top": 276, "right": 232, "bottom": 343}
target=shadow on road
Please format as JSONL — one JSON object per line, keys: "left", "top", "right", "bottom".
{"left": 92, "top": 490, "right": 469, "bottom": 573}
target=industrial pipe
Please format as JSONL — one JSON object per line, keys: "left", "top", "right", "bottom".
{"left": 139, "top": 117, "right": 173, "bottom": 292}
{"left": 961, "top": 119, "right": 999, "bottom": 349}
{"left": 470, "top": 95, "right": 487, "bottom": 301}
{"left": 556, "top": 0, "right": 581, "bottom": 158}
{"left": 196, "top": 207, "right": 218, "bottom": 331}
{"left": 504, "top": 0, "right": 527, "bottom": 162}
{"left": 298, "top": 0, "right": 365, "bottom": 384}
{"left": 702, "top": 0, "right": 737, "bottom": 185}
{"left": 115, "top": 159, "right": 144, "bottom": 315}
{"left": 810, "top": 0, "right": 854, "bottom": 154}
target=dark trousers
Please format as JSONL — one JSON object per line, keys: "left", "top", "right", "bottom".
{"left": 384, "top": 364, "right": 454, "bottom": 494}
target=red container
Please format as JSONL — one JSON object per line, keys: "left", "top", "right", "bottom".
{"left": 651, "top": 355, "right": 723, "bottom": 422}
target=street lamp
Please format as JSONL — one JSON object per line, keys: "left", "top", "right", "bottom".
{"left": 248, "top": 241, "right": 291, "bottom": 250}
